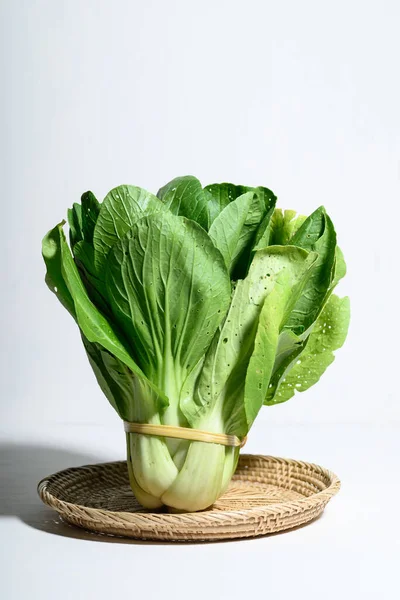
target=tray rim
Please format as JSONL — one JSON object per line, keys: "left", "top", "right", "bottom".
{"left": 38, "top": 454, "right": 340, "bottom": 524}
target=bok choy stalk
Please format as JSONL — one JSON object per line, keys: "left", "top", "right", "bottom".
{"left": 42, "top": 176, "right": 349, "bottom": 512}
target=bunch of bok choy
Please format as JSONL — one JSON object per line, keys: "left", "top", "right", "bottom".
{"left": 42, "top": 176, "right": 349, "bottom": 511}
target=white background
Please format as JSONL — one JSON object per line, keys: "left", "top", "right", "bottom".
{"left": 1, "top": 1, "right": 399, "bottom": 599}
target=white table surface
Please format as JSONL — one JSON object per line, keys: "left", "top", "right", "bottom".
{"left": 1, "top": 421, "right": 399, "bottom": 600}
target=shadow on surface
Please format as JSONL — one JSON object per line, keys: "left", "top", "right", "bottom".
{"left": 0, "top": 442, "right": 133, "bottom": 543}
{"left": 0, "top": 442, "right": 324, "bottom": 545}
{"left": 0, "top": 442, "right": 198, "bottom": 544}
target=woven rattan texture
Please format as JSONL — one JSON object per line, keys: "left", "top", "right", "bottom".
{"left": 38, "top": 454, "right": 340, "bottom": 541}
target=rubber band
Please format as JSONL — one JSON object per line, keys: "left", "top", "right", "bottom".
{"left": 123, "top": 422, "right": 247, "bottom": 448}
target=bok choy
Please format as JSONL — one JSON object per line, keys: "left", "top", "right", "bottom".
{"left": 42, "top": 176, "right": 349, "bottom": 512}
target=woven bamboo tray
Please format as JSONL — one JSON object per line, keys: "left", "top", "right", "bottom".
{"left": 38, "top": 454, "right": 340, "bottom": 542}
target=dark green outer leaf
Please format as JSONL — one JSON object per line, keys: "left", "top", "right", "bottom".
{"left": 42, "top": 221, "right": 76, "bottom": 317}
{"left": 67, "top": 203, "right": 83, "bottom": 249}
{"left": 205, "top": 184, "right": 276, "bottom": 279}
{"left": 208, "top": 192, "right": 262, "bottom": 275}
{"left": 290, "top": 206, "right": 325, "bottom": 247}
{"left": 73, "top": 240, "right": 110, "bottom": 315}
{"left": 250, "top": 206, "right": 276, "bottom": 253}
{"left": 230, "top": 196, "right": 272, "bottom": 281}
{"left": 66, "top": 193, "right": 104, "bottom": 308}
{"left": 82, "top": 336, "right": 124, "bottom": 416}
{"left": 43, "top": 222, "right": 168, "bottom": 410}
{"left": 157, "top": 176, "right": 210, "bottom": 231}
{"left": 205, "top": 183, "right": 276, "bottom": 226}
{"left": 82, "top": 335, "right": 158, "bottom": 422}
{"left": 284, "top": 207, "right": 336, "bottom": 334}
{"left": 81, "top": 191, "right": 100, "bottom": 244}
{"left": 93, "top": 185, "right": 165, "bottom": 274}
{"left": 205, "top": 183, "right": 241, "bottom": 224}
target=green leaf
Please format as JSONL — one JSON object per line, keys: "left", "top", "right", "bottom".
{"left": 93, "top": 185, "right": 165, "bottom": 274}
{"left": 65, "top": 193, "right": 106, "bottom": 309}
{"left": 262, "top": 329, "right": 309, "bottom": 402}
{"left": 157, "top": 176, "right": 211, "bottom": 231}
{"left": 59, "top": 226, "right": 143, "bottom": 373}
{"left": 82, "top": 336, "right": 125, "bottom": 416}
{"left": 333, "top": 245, "right": 347, "bottom": 287}
{"left": 250, "top": 206, "right": 276, "bottom": 253}
{"left": 44, "top": 222, "right": 167, "bottom": 408}
{"left": 284, "top": 207, "right": 336, "bottom": 334}
{"left": 231, "top": 198, "right": 274, "bottom": 280}
{"left": 267, "top": 207, "right": 346, "bottom": 292}
{"left": 81, "top": 191, "right": 100, "bottom": 244}
{"left": 82, "top": 335, "right": 159, "bottom": 421}
{"left": 267, "top": 209, "right": 307, "bottom": 246}
{"left": 42, "top": 221, "right": 76, "bottom": 317}
{"left": 105, "top": 212, "right": 231, "bottom": 404}
{"left": 254, "top": 210, "right": 344, "bottom": 403}
{"left": 290, "top": 206, "right": 326, "bottom": 248}
{"left": 208, "top": 191, "right": 263, "bottom": 275}
{"left": 73, "top": 240, "right": 110, "bottom": 314}
{"left": 243, "top": 249, "right": 318, "bottom": 428}
{"left": 204, "top": 183, "right": 241, "bottom": 223}
{"left": 73, "top": 239, "right": 96, "bottom": 272}
{"left": 265, "top": 294, "right": 350, "bottom": 405}
{"left": 67, "top": 203, "right": 83, "bottom": 249}
{"left": 205, "top": 184, "right": 276, "bottom": 279}
{"left": 205, "top": 183, "right": 276, "bottom": 226}
{"left": 187, "top": 245, "right": 316, "bottom": 435}
{"left": 271, "top": 329, "right": 308, "bottom": 376}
